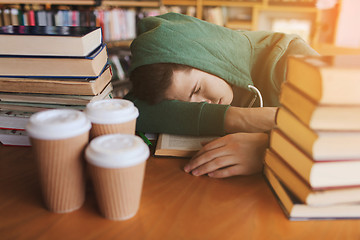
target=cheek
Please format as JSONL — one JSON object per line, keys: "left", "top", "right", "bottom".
{"left": 224, "top": 91, "right": 233, "bottom": 105}
{"left": 207, "top": 82, "right": 233, "bottom": 105}
{"left": 221, "top": 83, "right": 234, "bottom": 103}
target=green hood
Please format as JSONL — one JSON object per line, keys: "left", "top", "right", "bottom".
{"left": 129, "top": 12, "right": 253, "bottom": 90}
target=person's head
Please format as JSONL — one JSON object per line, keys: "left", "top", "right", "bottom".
{"left": 130, "top": 63, "right": 234, "bottom": 105}
{"left": 129, "top": 13, "right": 254, "bottom": 101}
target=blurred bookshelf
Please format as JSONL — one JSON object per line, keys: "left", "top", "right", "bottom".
{"left": 0, "top": 0, "right": 343, "bottom": 46}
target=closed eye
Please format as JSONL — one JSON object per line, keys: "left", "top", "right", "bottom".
{"left": 189, "top": 82, "right": 200, "bottom": 99}
{"left": 194, "top": 87, "right": 201, "bottom": 94}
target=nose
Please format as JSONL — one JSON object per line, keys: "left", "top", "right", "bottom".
{"left": 191, "top": 95, "right": 212, "bottom": 104}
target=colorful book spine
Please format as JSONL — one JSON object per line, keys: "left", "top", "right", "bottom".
{"left": 0, "top": 6, "right": 140, "bottom": 42}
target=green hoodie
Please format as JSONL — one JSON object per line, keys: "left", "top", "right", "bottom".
{"left": 124, "top": 12, "right": 318, "bottom": 136}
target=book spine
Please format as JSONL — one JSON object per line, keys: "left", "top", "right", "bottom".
{"left": 0, "top": 9, "right": 3, "bottom": 26}
{"left": 27, "top": 10, "right": 35, "bottom": 26}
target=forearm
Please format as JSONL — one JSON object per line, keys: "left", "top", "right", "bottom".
{"left": 224, "top": 106, "right": 278, "bottom": 133}
{"left": 124, "top": 93, "right": 229, "bottom": 136}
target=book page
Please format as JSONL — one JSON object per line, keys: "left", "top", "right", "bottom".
{"left": 155, "top": 133, "right": 217, "bottom": 157}
{"left": 160, "top": 134, "right": 216, "bottom": 150}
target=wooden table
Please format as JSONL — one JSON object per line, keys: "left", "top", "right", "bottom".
{"left": 1, "top": 145, "right": 360, "bottom": 240}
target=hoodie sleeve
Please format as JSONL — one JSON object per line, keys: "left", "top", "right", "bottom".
{"left": 124, "top": 93, "right": 230, "bottom": 136}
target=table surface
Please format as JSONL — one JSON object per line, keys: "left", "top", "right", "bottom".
{"left": 1, "top": 145, "right": 360, "bottom": 240}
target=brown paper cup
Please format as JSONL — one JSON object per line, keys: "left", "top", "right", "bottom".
{"left": 85, "top": 134, "right": 149, "bottom": 221}
{"left": 90, "top": 119, "right": 136, "bottom": 139}
{"left": 85, "top": 99, "right": 139, "bottom": 139}
{"left": 89, "top": 161, "right": 146, "bottom": 220}
{"left": 31, "top": 132, "right": 89, "bottom": 213}
{"left": 26, "top": 109, "right": 91, "bottom": 213}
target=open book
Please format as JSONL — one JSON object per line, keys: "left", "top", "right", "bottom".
{"left": 155, "top": 133, "right": 217, "bottom": 158}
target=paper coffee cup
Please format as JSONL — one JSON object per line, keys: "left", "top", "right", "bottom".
{"left": 26, "top": 109, "right": 91, "bottom": 213}
{"left": 85, "top": 99, "right": 139, "bottom": 138}
{"left": 85, "top": 134, "right": 149, "bottom": 220}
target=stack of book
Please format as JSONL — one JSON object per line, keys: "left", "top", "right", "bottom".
{"left": 264, "top": 55, "right": 360, "bottom": 220}
{"left": 0, "top": 25, "right": 113, "bottom": 146}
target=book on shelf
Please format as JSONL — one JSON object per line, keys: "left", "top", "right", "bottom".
{"left": 279, "top": 82, "right": 360, "bottom": 131}
{"left": 27, "top": 9, "right": 35, "bottom": 26}
{"left": 10, "top": 9, "right": 19, "bottom": 26}
{"left": 225, "top": 20, "right": 252, "bottom": 31}
{"left": 264, "top": 149, "right": 360, "bottom": 206}
{"left": 0, "top": 64, "right": 112, "bottom": 95}
{"left": 276, "top": 107, "right": 360, "bottom": 161}
{"left": 2, "top": 9, "right": 11, "bottom": 26}
{"left": 0, "top": 129, "right": 30, "bottom": 147}
{"left": 0, "top": 44, "right": 108, "bottom": 78}
{"left": 286, "top": 55, "right": 360, "bottom": 105}
{"left": 0, "top": 82, "right": 113, "bottom": 106}
{"left": 264, "top": 165, "right": 360, "bottom": 221}
{"left": 0, "top": 25, "right": 102, "bottom": 57}
{"left": 109, "top": 55, "right": 126, "bottom": 81}
{"left": 0, "top": 6, "right": 164, "bottom": 45}
{"left": 269, "top": 128, "right": 360, "bottom": 189}
{"left": 155, "top": 133, "right": 217, "bottom": 158}
{"left": 203, "top": 7, "right": 225, "bottom": 26}
{"left": 271, "top": 18, "right": 311, "bottom": 43}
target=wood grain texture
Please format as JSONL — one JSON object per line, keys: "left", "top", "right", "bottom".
{"left": 1, "top": 145, "right": 360, "bottom": 240}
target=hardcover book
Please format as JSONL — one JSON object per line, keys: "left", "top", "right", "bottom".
{"left": 286, "top": 55, "right": 360, "bottom": 105}
{"left": 0, "top": 85, "right": 113, "bottom": 114}
{"left": 0, "top": 64, "right": 112, "bottom": 95}
{"left": 0, "top": 129, "right": 30, "bottom": 147}
{"left": 279, "top": 82, "right": 360, "bottom": 131}
{"left": 0, "top": 44, "right": 108, "bottom": 78}
{"left": 0, "top": 109, "right": 32, "bottom": 130}
{"left": 264, "top": 166, "right": 360, "bottom": 220}
{"left": 0, "top": 102, "right": 85, "bottom": 113}
{"left": 276, "top": 107, "right": 360, "bottom": 160}
{"left": 0, "top": 82, "right": 113, "bottom": 106}
{"left": 270, "top": 128, "right": 360, "bottom": 189}
{"left": 0, "top": 25, "right": 102, "bottom": 57}
{"left": 264, "top": 149, "right": 360, "bottom": 206}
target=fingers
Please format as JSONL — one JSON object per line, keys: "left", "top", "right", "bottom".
{"left": 189, "top": 155, "right": 235, "bottom": 177}
{"left": 192, "top": 137, "right": 226, "bottom": 159}
{"left": 184, "top": 141, "right": 230, "bottom": 174}
{"left": 192, "top": 134, "right": 237, "bottom": 160}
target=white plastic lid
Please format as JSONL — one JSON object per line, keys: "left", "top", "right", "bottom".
{"left": 26, "top": 109, "right": 91, "bottom": 140}
{"left": 85, "top": 134, "right": 150, "bottom": 168}
{"left": 85, "top": 99, "right": 139, "bottom": 124}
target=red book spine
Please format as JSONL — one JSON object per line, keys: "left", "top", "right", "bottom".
{"left": 27, "top": 10, "right": 35, "bottom": 26}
